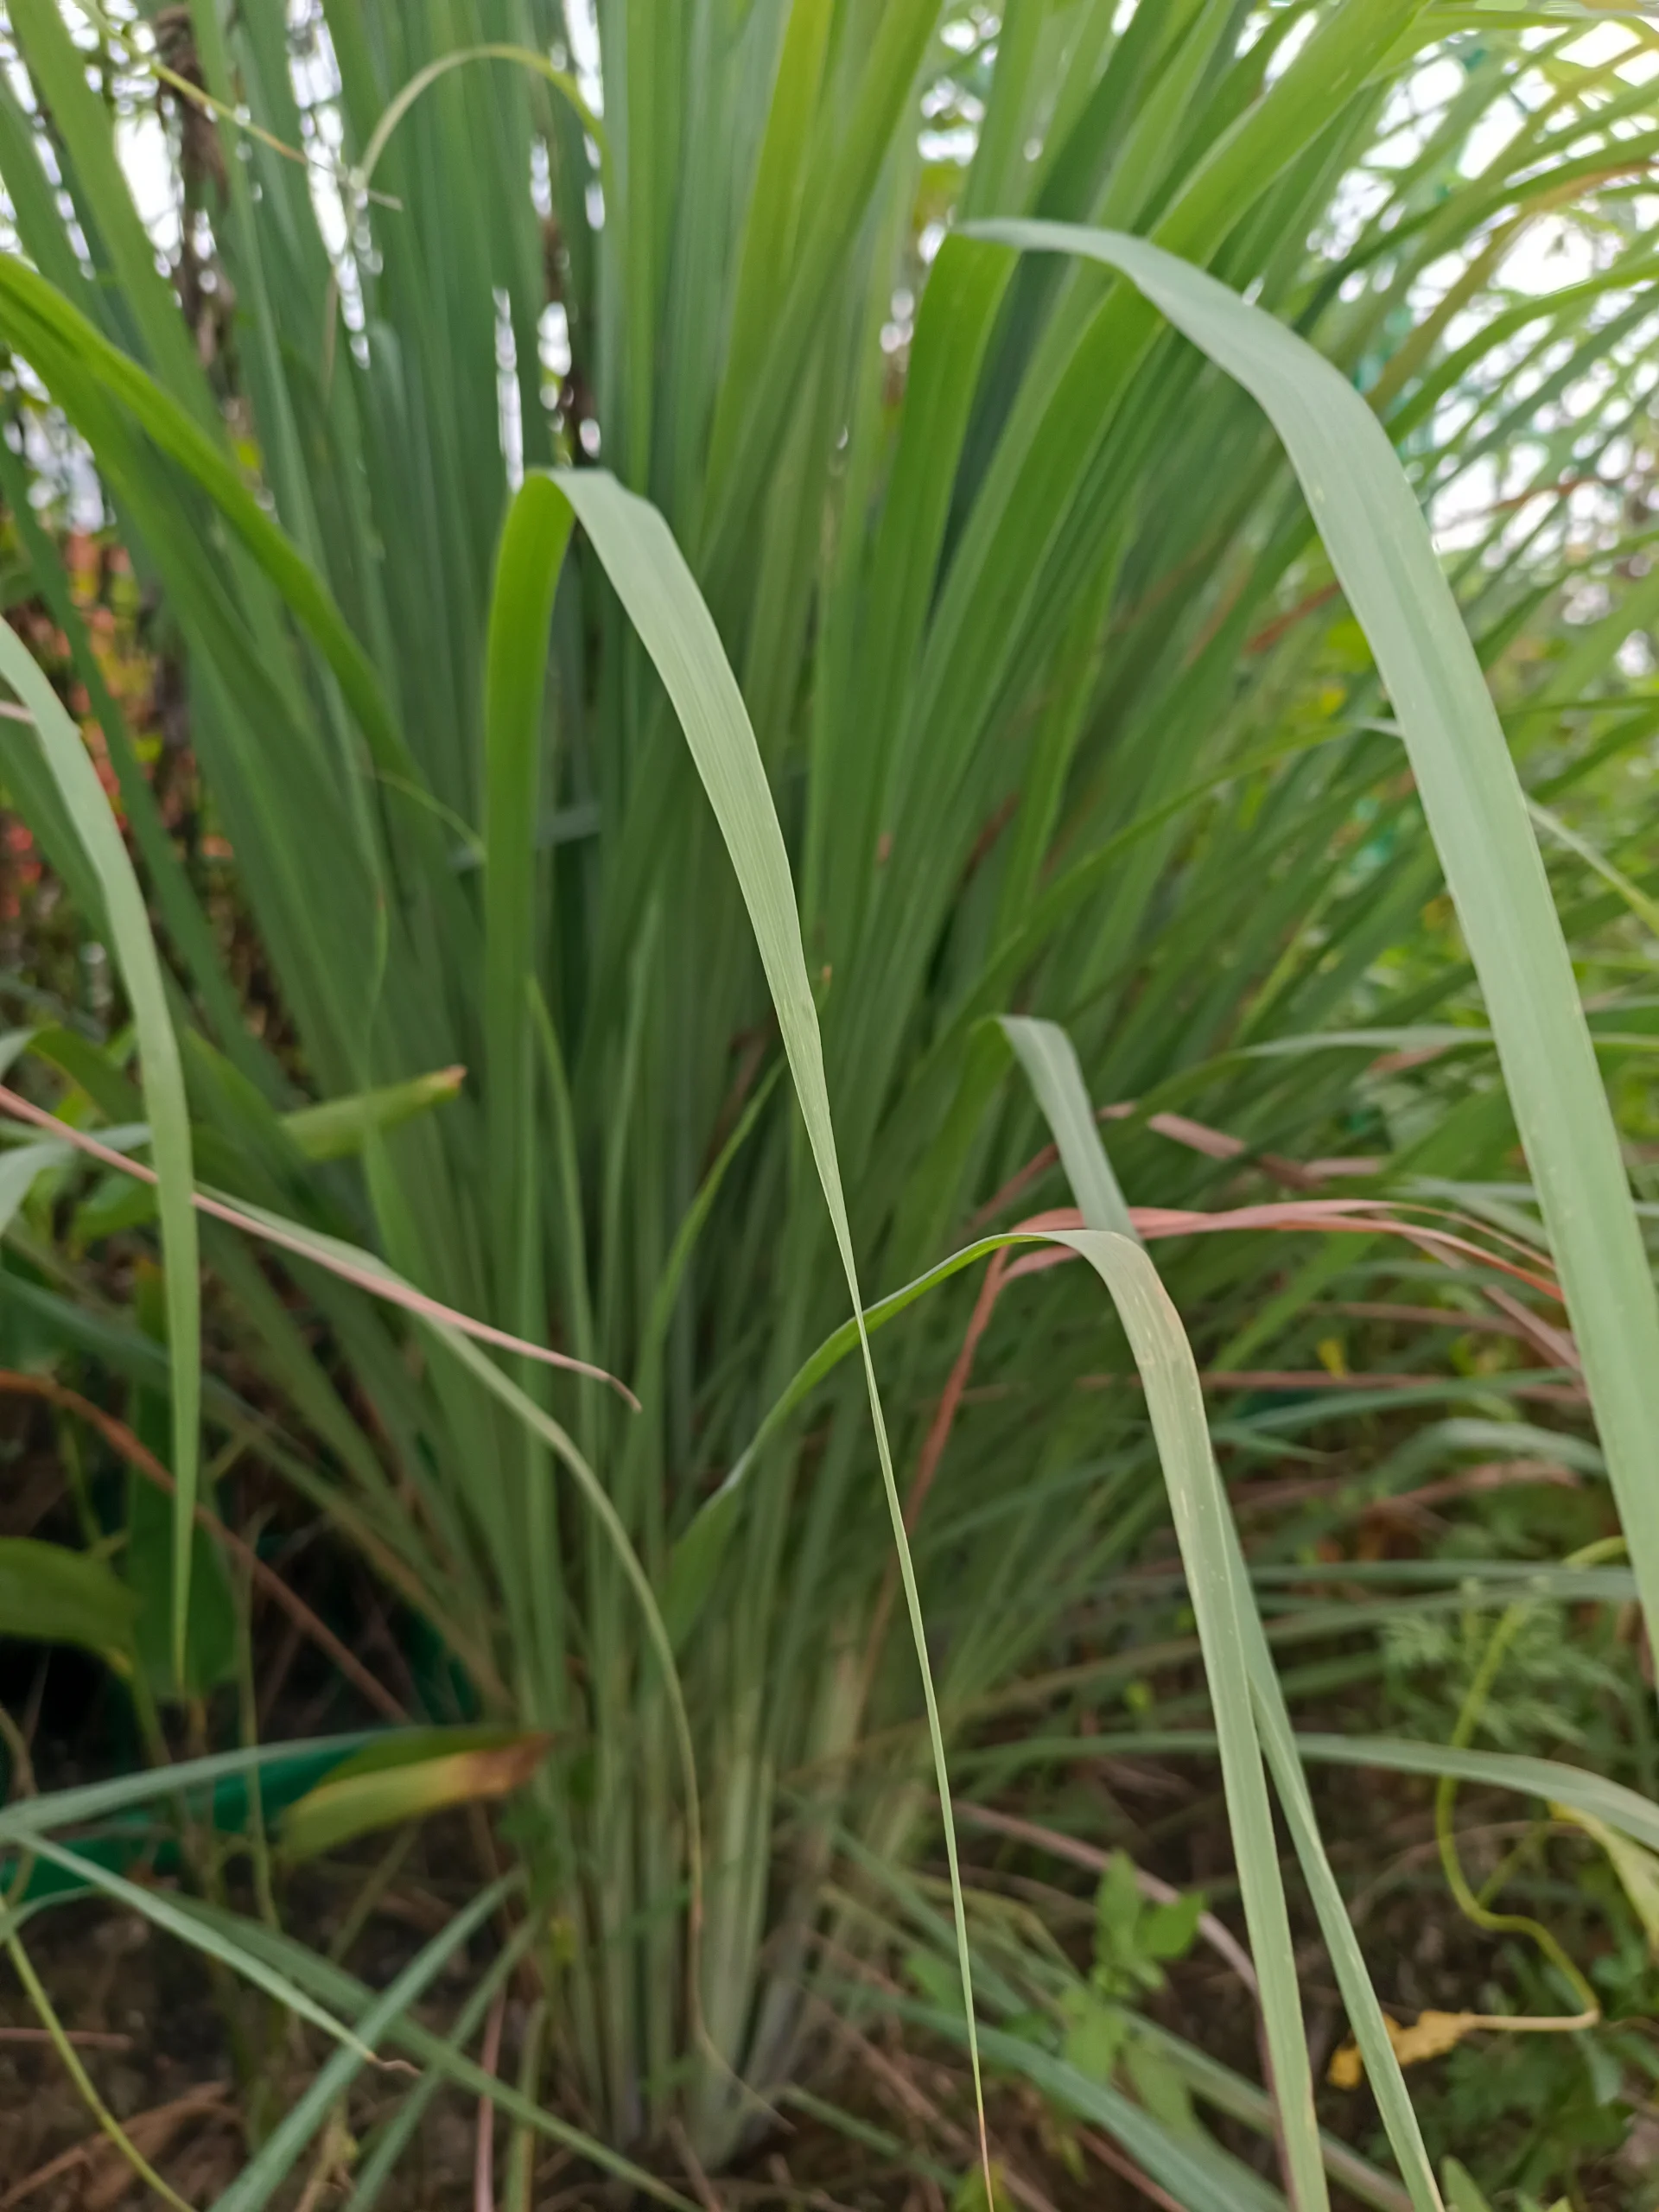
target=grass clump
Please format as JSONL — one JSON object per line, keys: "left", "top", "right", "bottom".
{"left": 0, "top": 2, "right": 1655, "bottom": 2203}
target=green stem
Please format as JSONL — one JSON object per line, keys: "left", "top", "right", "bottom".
{"left": 1434, "top": 1536, "right": 1625, "bottom": 2019}
{"left": 6, "top": 1931, "right": 194, "bottom": 2212}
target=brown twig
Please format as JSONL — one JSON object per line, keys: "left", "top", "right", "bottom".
{"left": 1231, "top": 1456, "right": 1580, "bottom": 1521}
{"left": 1077, "top": 2126, "right": 1188, "bottom": 2212}
{"left": 669, "top": 2117, "right": 726, "bottom": 2212}
{"left": 0, "top": 2053, "right": 225, "bottom": 2210}
{"left": 475, "top": 1986, "right": 506, "bottom": 2212}
{"left": 0, "top": 2025, "right": 132, "bottom": 2049}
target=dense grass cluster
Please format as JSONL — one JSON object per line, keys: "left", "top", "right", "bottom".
{"left": 0, "top": 2, "right": 1656, "bottom": 2204}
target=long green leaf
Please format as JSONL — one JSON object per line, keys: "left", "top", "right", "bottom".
{"left": 543, "top": 466, "right": 992, "bottom": 2162}
{"left": 1048, "top": 1228, "right": 1331, "bottom": 2212}
{"left": 1009, "top": 1035, "right": 1440, "bottom": 2210}
{"left": 999, "top": 1727, "right": 1659, "bottom": 1855}
{"left": 0, "top": 1736, "right": 376, "bottom": 1843}
{"left": 483, "top": 477, "right": 574, "bottom": 1327}
{"left": 16, "top": 1834, "right": 372, "bottom": 2056}
{"left": 0, "top": 622, "right": 200, "bottom": 1681}
{"left": 923, "top": 2010, "right": 1286, "bottom": 2212}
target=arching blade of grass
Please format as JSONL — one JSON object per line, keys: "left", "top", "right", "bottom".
{"left": 349, "top": 44, "right": 607, "bottom": 194}
{"left": 0, "top": 1090, "right": 633, "bottom": 1398}
{"left": 10, "top": 1836, "right": 372, "bottom": 2057}
{"left": 664, "top": 1188, "right": 1558, "bottom": 1653}
{"left": 1056, "top": 1230, "right": 1441, "bottom": 2210}
{"left": 0, "top": 621, "right": 200, "bottom": 1683}
{"left": 1002, "top": 1033, "right": 1440, "bottom": 2210}
{"left": 970, "top": 1729, "right": 1659, "bottom": 1858}
{"left": 1057, "top": 1267, "right": 1341, "bottom": 2203}
{"left": 966, "top": 218, "right": 1659, "bottom": 1669}
{"left": 1525, "top": 796, "right": 1659, "bottom": 938}
{"left": 541, "top": 466, "right": 993, "bottom": 2176}
{"left": 995, "top": 1029, "right": 1314, "bottom": 2202}
{"left": 997, "top": 1017, "right": 1137, "bottom": 1240}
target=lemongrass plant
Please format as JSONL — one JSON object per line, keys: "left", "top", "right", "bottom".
{"left": 0, "top": 0, "right": 1656, "bottom": 2202}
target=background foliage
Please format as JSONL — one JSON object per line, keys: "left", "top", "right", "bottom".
{"left": 0, "top": 1, "right": 1656, "bottom": 2205}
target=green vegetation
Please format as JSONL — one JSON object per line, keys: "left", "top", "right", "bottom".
{"left": 0, "top": 1, "right": 1656, "bottom": 2204}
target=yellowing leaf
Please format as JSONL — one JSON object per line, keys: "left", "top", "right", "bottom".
{"left": 1552, "top": 1798, "right": 1659, "bottom": 1958}
{"left": 1389, "top": 2011, "right": 1481, "bottom": 2066}
{"left": 282, "top": 1065, "right": 467, "bottom": 1163}
{"left": 1327, "top": 2043, "right": 1365, "bottom": 2091}
{"left": 1328, "top": 2009, "right": 1481, "bottom": 2086}
{"left": 281, "top": 1726, "right": 553, "bottom": 1862}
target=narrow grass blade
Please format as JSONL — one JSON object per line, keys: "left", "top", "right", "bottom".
{"left": 1295, "top": 1735, "right": 1659, "bottom": 1849}
{"left": 1008, "top": 1032, "right": 1440, "bottom": 2209}
{"left": 1017, "top": 1731, "right": 1659, "bottom": 1853}
{"left": 0, "top": 622, "right": 200, "bottom": 1681}
{"left": 918, "top": 2009, "right": 1286, "bottom": 2212}
{"left": 352, "top": 45, "right": 607, "bottom": 194}
{"left": 0, "top": 1139, "right": 73, "bottom": 1235}
{"left": 1051, "top": 1228, "right": 1329, "bottom": 2212}
{"left": 483, "top": 478, "right": 574, "bottom": 1328}
{"left": 283, "top": 1066, "right": 466, "bottom": 1162}
{"left": 347, "top": 1922, "right": 532, "bottom": 2209}
{"left": 545, "top": 466, "right": 993, "bottom": 2174}
{"left": 1526, "top": 796, "right": 1659, "bottom": 938}
{"left": 14, "top": 1836, "right": 372, "bottom": 2057}
{"left": 0, "top": 1737, "right": 376, "bottom": 1842}
{"left": 998, "top": 1017, "right": 1138, "bottom": 1241}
